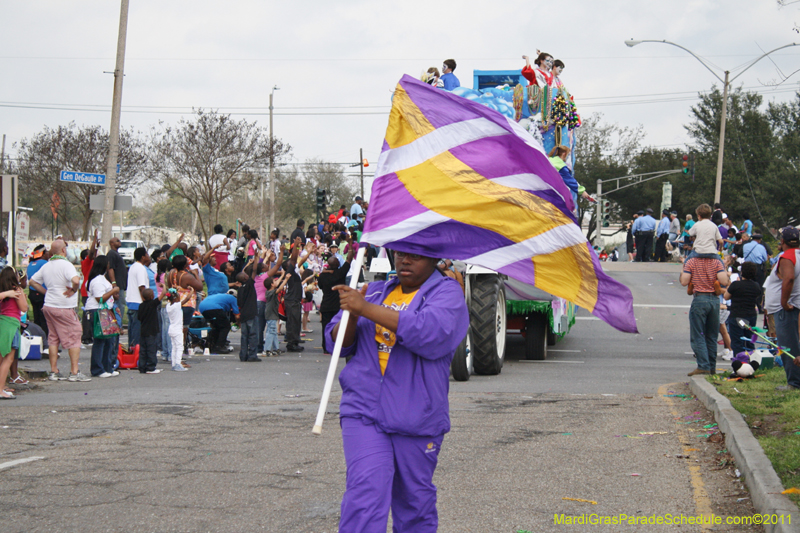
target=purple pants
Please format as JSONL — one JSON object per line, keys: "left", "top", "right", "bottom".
{"left": 339, "top": 417, "right": 443, "bottom": 533}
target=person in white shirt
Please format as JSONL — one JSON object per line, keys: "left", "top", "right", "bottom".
{"left": 28, "top": 240, "right": 89, "bottom": 382}
{"left": 126, "top": 248, "right": 152, "bottom": 348}
{"left": 85, "top": 255, "right": 121, "bottom": 377}
{"left": 208, "top": 225, "right": 232, "bottom": 270}
{"left": 270, "top": 229, "right": 282, "bottom": 267}
{"left": 165, "top": 286, "right": 194, "bottom": 371}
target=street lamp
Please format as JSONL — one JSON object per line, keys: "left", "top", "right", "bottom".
{"left": 267, "top": 85, "right": 280, "bottom": 235}
{"left": 625, "top": 39, "right": 800, "bottom": 204}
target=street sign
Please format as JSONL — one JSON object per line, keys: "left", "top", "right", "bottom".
{"left": 16, "top": 212, "right": 29, "bottom": 241}
{"left": 0, "top": 175, "right": 18, "bottom": 212}
{"left": 89, "top": 194, "right": 132, "bottom": 211}
{"left": 60, "top": 170, "right": 106, "bottom": 185}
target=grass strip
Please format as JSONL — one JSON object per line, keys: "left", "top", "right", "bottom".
{"left": 708, "top": 367, "right": 800, "bottom": 506}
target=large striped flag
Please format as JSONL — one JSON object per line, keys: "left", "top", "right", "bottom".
{"left": 361, "top": 75, "right": 638, "bottom": 333}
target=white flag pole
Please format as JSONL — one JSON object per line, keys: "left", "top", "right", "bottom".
{"left": 312, "top": 246, "right": 367, "bottom": 435}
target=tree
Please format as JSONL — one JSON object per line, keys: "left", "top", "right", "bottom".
{"left": 15, "top": 123, "right": 147, "bottom": 240}
{"left": 685, "top": 85, "right": 793, "bottom": 231}
{"left": 573, "top": 114, "right": 643, "bottom": 240}
{"left": 148, "top": 109, "right": 290, "bottom": 242}
{"left": 274, "top": 160, "right": 359, "bottom": 232}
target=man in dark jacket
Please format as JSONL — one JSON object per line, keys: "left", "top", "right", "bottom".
{"left": 317, "top": 241, "right": 355, "bottom": 354}
{"left": 290, "top": 219, "right": 306, "bottom": 246}
{"left": 326, "top": 250, "right": 469, "bottom": 532}
{"left": 283, "top": 239, "right": 313, "bottom": 352}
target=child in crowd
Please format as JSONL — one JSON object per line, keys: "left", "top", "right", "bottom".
{"left": 301, "top": 269, "right": 317, "bottom": 333}
{"left": 155, "top": 259, "right": 172, "bottom": 362}
{"left": 0, "top": 267, "right": 28, "bottom": 399}
{"left": 165, "top": 286, "right": 194, "bottom": 371}
{"left": 137, "top": 288, "right": 168, "bottom": 374}
{"left": 264, "top": 271, "right": 289, "bottom": 356}
{"left": 687, "top": 203, "right": 724, "bottom": 263}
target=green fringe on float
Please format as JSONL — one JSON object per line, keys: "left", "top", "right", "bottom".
{"left": 506, "top": 299, "right": 574, "bottom": 339}
{"left": 507, "top": 299, "right": 551, "bottom": 316}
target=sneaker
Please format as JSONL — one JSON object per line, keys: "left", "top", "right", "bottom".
{"left": 156, "top": 350, "right": 162, "bottom": 358}
{"left": 68, "top": 372, "right": 91, "bottom": 382}
{"left": 172, "top": 364, "right": 188, "bottom": 372}
{"left": 687, "top": 368, "right": 711, "bottom": 377}
{"left": 81, "top": 344, "right": 89, "bottom": 350}
{"left": 145, "top": 369, "right": 162, "bottom": 374}
{"left": 721, "top": 349, "right": 733, "bottom": 361}
{"left": 110, "top": 371, "right": 120, "bottom": 377}
{"left": 48, "top": 371, "right": 67, "bottom": 381}
{"left": 98, "top": 372, "right": 113, "bottom": 378}
{"left": 287, "top": 345, "right": 305, "bottom": 352}
{"left": 42, "top": 348, "right": 49, "bottom": 355}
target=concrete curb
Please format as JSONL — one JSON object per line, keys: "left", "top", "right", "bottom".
{"left": 690, "top": 376, "right": 800, "bottom": 533}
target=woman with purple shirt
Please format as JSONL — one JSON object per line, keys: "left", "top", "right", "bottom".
{"left": 327, "top": 251, "right": 469, "bottom": 532}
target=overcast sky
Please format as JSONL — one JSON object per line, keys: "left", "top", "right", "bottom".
{"left": 2, "top": 0, "right": 799, "bottom": 200}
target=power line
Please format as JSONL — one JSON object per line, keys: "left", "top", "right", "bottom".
{"left": 1, "top": 53, "right": 798, "bottom": 61}
{"left": 1, "top": 84, "right": 797, "bottom": 117}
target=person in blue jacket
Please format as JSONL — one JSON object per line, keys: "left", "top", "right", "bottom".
{"left": 327, "top": 250, "right": 469, "bottom": 533}
{"left": 548, "top": 145, "right": 589, "bottom": 214}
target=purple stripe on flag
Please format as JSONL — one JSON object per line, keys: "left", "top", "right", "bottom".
{"left": 497, "top": 258, "right": 537, "bottom": 287}
{"left": 366, "top": 219, "right": 515, "bottom": 259}
{"left": 399, "top": 76, "right": 495, "bottom": 131}
{"left": 400, "top": 75, "right": 521, "bottom": 137}
{"left": 449, "top": 136, "right": 568, "bottom": 196}
{"left": 447, "top": 137, "right": 575, "bottom": 219}
{"left": 584, "top": 243, "right": 639, "bottom": 333}
{"left": 364, "top": 174, "right": 429, "bottom": 233}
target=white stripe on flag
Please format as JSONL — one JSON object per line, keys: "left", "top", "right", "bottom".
{"left": 504, "top": 116, "right": 548, "bottom": 158}
{"left": 361, "top": 210, "right": 450, "bottom": 246}
{"left": 461, "top": 224, "right": 587, "bottom": 270}
{"left": 490, "top": 173, "right": 557, "bottom": 193}
{"left": 377, "top": 118, "right": 509, "bottom": 176}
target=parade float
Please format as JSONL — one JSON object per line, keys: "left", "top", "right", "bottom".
{"left": 442, "top": 62, "right": 583, "bottom": 380}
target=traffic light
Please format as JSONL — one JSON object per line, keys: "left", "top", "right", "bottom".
{"left": 316, "top": 188, "right": 327, "bottom": 211}
{"left": 682, "top": 154, "right": 689, "bottom": 174}
{"left": 362, "top": 158, "right": 369, "bottom": 168}
{"left": 602, "top": 200, "right": 611, "bottom": 227}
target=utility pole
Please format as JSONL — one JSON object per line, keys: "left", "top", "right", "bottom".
{"left": 713, "top": 71, "right": 729, "bottom": 206}
{"left": 101, "top": 0, "right": 129, "bottom": 249}
{"left": 268, "top": 85, "right": 279, "bottom": 233}
{"left": 359, "top": 148, "right": 364, "bottom": 199}
{"left": 1, "top": 134, "right": 6, "bottom": 172}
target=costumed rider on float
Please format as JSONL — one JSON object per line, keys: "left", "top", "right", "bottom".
{"left": 327, "top": 249, "right": 469, "bottom": 532}
{"left": 548, "top": 144, "right": 590, "bottom": 211}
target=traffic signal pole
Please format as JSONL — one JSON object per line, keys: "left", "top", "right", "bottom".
{"left": 359, "top": 148, "right": 364, "bottom": 199}
{"left": 595, "top": 179, "right": 603, "bottom": 249}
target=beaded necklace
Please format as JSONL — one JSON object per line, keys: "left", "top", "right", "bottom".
{"left": 49, "top": 254, "right": 67, "bottom": 262}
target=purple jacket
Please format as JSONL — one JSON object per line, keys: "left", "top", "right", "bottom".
{"left": 326, "top": 271, "right": 469, "bottom": 437}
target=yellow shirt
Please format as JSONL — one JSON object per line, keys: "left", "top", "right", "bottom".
{"left": 375, "top": 285, "right": 418, "bottom": 375}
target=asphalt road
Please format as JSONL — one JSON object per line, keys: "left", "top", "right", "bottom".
{"left": 1, "top": 263, "right": 762, "bottom": 532}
